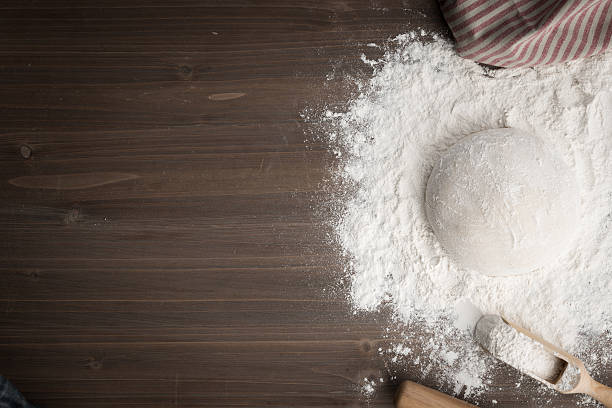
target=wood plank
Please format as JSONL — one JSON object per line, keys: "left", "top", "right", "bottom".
{"left": 0, "top": 264, "right": 337, "bottom": 302}
{"left": 0, "top": 342, "right": 390, "bottom": 401}
{"left": 11, "top": 378, "right": 396, "bottom": 408}
{"left": 0, "top": 341, "right": 386, "bottom": 380}
{"left": 0, "top": 299, "right": 386, "bottom": 343}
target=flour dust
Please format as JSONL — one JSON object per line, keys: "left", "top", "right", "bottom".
{"left": 309, "top": 32, "right": 612, "bottom": 406}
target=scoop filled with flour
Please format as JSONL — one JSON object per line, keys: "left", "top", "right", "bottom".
{"left": 315, "top": 33, "right": 612, "bottom": 404}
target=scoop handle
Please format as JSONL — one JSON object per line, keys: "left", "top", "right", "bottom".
{"left": 394, "top": 381, "right": 476, "bottom": 407}
{"left": 585, "top": 378, "right": 612, "bottom": 408}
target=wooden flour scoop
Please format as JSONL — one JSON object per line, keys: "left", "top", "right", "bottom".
{"left": 395, "top": 315, "right": 611, "bottom": 408}
{"left": 475, "top": 315, "right": 612, "bottom": 407}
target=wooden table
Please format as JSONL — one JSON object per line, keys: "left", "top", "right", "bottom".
{"left": 0, "top": 2, "right": 607, "bottom": 407}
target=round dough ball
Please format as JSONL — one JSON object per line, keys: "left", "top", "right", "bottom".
{"left": 425, "top": 128, "right": 578, "bottom": 277}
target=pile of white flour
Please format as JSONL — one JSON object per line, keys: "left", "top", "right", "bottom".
{"left": 317, "top": 33, "right": 612, "bottom": 404}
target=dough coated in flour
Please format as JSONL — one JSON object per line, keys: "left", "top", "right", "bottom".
{"left": 425, "top": 128, "right": 578, "bottom": 276}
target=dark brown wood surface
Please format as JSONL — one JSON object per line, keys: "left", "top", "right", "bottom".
{"left": 0, "top": 2, "right": 608, "bottom": 407}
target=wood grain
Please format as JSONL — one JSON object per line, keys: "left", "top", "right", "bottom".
{"left": 0, "top": 1, "right": 607, "bottom": 408}
{"left": 395, "top": 381, "right": 476, "bottom": 407}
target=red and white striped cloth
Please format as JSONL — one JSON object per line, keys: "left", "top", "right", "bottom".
{"left": 439, "top": 0, "right": 612, "bottom": 67}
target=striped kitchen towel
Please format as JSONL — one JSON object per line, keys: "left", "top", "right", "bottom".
{"left": 439, "top": 0, "right": 612, "bottom": 67}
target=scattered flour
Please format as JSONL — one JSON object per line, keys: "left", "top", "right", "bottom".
{"left": 361, "top": 377, "right": 376, "bottom": 397}
{"left": 314, "top": 32, "right": 612, "bottom": 404}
